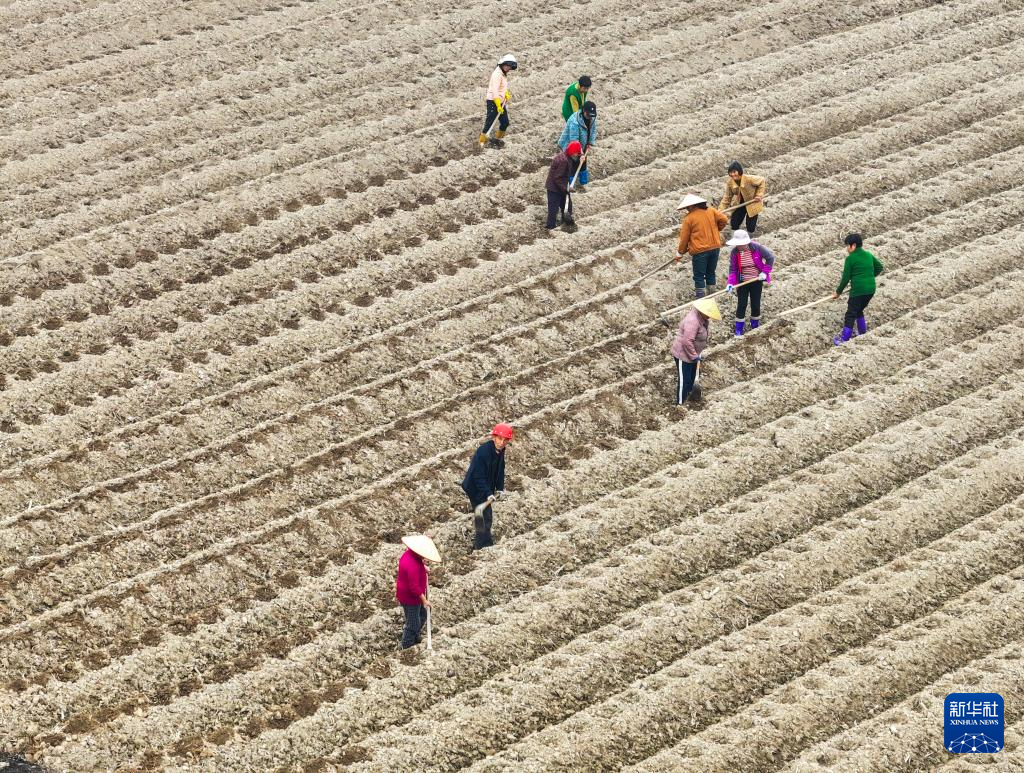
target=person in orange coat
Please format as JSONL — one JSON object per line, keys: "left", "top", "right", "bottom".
{"left": 675, "top": 193, "right": 728, "bottom": 298}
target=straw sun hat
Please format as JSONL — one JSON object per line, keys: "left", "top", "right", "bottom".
{"left": 675, "top": 193, "right": 707, "bottom": 210}
{"left": 401, "top": 534, "right": 441, "bottom": 562}
{"left": 692, "top": 297, "right": 723, "bottom": 321}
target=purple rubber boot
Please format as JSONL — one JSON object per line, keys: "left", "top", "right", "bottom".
{"left": 856, "top": 316, "right": 867, "bottom": 336}
{"left": 833, "top": 326, "right": 853, "bottom": 346}
{"left": 734, "top": 320, "right": 745, "bottom": 337}
{"left": 750, "top": 318, "right": 760, "bottom": 330}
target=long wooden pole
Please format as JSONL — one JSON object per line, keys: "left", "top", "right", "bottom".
{"left": 720, "top": 198, "right": 764, "bottom": 214}
{"left": 659, "top": 276, "right": 760, "bottom": 318}
{"left": 779, "top": 294, "right": 836, "bottom": 316}
{"left": 634, "top": 257, "right": 676, "bottom": 285}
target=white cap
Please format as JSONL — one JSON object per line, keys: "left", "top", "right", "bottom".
{"left": 676, "top": 193, "right": 707, "bottom": 210}
{"left": 499, "top": 54, "right": 518, "bottom": 67}
{"left": 726, "top": 229, "right": 752, "bottom": 246}
{"left": 402, "top": 535, "right": 441, "bottom": 562}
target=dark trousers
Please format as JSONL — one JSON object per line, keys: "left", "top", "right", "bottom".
{"left": 736, "top": 280, "right": 763, "bottom": 320}
{"left": 483, "top": 101, "right": 510, "bottom": 134}
{"left": 844, "top": 293, "right": 874, "bottom": 328}
{"left": 472, "top": 502, "right": 494, "bottom": 549}
{"left": 401, "top": 604, "right": 427, "bottom": 649}
{"left": 691, "top": 248, "right": 720, "bottom": 291}
{"left": 730, "top": 206, "right": 758, "bottom": 234}
{"left": 674, "top": 357, "right": 698, "bottom": 405}
{"left": 546, "top": 189, "right": 568, "bottom": 228}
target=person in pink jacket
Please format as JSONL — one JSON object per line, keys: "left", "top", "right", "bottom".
{"left": 395, "top": 535, "right": 441, "bottom": 649}
{"left": 725, "top": 229, "right": 776, "bottom": 336}
{"left": 670, "top": 297, "right": 721, "bottom": 405}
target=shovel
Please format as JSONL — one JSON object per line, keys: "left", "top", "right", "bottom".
{"left": 568, "top": 149, "right": 589, "bottom": 191}
{"left": 689, "top": 361, "right": 703, "bottom": 402}
{"left": 425, "top": 578, "right": 433, "bottom": 652}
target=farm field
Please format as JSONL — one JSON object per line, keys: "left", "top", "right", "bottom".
{"left": 0, "top": 0, "right": 1022, "bottom": 770}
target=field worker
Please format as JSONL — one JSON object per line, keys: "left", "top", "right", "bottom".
{"left": 461, "top": 423, "right": 513, "bottom": 550}
{"left": 395, "top": 534, "right": 441, "bottom": 649}
{"left": 670, "top": 297, "right": 721, "bottom": 405}
{"left": 562, "top": 75, "right": 592, "bottom": 121}
{"left": 720, "top": 161, "right": 766, "bottom": 234}
{"left": 725, "top": 229, "right": 776, "bottom": 336}
{"left": 832, "top": 232, "right": 883, "bottom": 345}
{"left": 675, "top": 193, "right": 727, "bottom": 298}
{"left": 545, "top": 141, "right": 583, "bottom": 229}
{"left": 480, "top": 54, "right": 518, "bottom": 148}
{"left": 559, "top": 101, "right": 597, "bottom": 191}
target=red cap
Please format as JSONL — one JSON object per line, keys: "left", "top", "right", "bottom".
{"left": 492, "top": 423, "right": 514, "bottom": 440}
{"left": 566, "top": 141, "right": 582, "bottom": 156}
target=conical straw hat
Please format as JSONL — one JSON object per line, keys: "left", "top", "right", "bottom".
{"left": 675, "top": 193, "right": 707, "bottom": 210}
{"left": 402, "top": 534, "right": 441, "bottom": 562}
{"left": 693, "top": 297, "right": 722, "bottom": 320}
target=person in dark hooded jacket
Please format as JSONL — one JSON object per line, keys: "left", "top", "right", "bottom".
{"left": 461, "top": 423, "right": 513, "bottom": 549}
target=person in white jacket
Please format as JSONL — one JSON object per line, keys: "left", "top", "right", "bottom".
{"left": 480, "top": 54, "right": 517, "bottom": 148}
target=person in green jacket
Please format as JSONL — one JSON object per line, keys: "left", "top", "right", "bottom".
{"left": 832, "top": 233, "right": 883, "bottom": 345}
{"left": 562, "top": 75, "right": 592, "bottom": 121}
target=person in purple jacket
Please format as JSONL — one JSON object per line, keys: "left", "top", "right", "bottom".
{"left": 395, "top": 534, "right": 441, "bottom": 649}
{"left": 725, "top": 229, "right": 776, "bottom": 336}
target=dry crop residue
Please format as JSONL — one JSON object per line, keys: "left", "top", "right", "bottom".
{"left": 1, "top": 0, "right": 1022, "bottom": 770}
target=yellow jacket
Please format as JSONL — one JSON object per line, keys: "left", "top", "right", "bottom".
{"left": 720, "top": 174, "right": 766, "bottom": 216}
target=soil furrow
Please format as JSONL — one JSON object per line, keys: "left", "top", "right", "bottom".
{"left": 0, "top": 0, "right": 722, "bottom": 177}
{"left": 5, "top": 117, "right": 1021, "bottom": 556}
{"left": 783, "top": 643, "right": 1023, "bottom": 772}
{"left": 470, "top": 563, "right": 1024, "bottom": 773}
{"left": 2, "top": 39, "right": 1015, "bottom": 458}
{"left": 3, "top": 215, "right": 1022, "bottom": 636}
{"left": 202, "top": 512, "right": 1024, "bottom": 771}
{"left": 4, "top": 271, "right": 1020, "bottom": 761}
{"left": 0, "top": 0, "right": 921, "bottom": 221}
{"left": 341, "top": 428, "right": 1024, "bottom": 771}
{"left": 4, "top": 6, "right": 1014, "bottom": 287}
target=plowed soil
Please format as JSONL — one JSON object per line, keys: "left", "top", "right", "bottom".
{"left": 1, "top": 0, "right": 1021, "bottom": 770}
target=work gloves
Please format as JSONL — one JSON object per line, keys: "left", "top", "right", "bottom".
{"left": 758, "top": 272, "right": 768, "bottom": 282}
{"left": 493, "top": 98, "right": 504, "bottom": 115}
{"left": 726, "top": 284, "right": 735, "bottom": 294}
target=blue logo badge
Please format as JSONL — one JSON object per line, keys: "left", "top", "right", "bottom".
{"left": 945, "top": 693, "right": 1003, "bottom": 753}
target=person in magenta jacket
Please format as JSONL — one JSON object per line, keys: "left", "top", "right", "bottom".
{"left": 725, "top": 229, "right": 776, "bottom": 336}
{"left": 395, "top": 535, "right": 441, "bottom": 649}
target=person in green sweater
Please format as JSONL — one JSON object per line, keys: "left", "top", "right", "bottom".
{"left": 562, "top": 75, "right": 592, "bottom": 121}
{"left": 832, "top": 233, "right": 883, "bottom": 345}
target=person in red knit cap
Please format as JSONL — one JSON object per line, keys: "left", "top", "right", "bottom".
{"left": 462, "top": 423, "right": 513, "bottom": 549}
{"left": 545, "top": 141, "right": 582, "bottom": 229}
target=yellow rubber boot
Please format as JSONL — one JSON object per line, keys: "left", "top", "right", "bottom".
{"left": 494, "top": 130, "right": 506, "bottom": 139}
{"left": 478, "top": 133, "right": 487, "bottom": 145}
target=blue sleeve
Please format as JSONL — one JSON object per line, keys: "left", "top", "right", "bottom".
{"left": 497, "top": 453, "right": 505, "bottom": 492}
{"left": 463, "top": 447, "right": 491, "bottom": 503}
